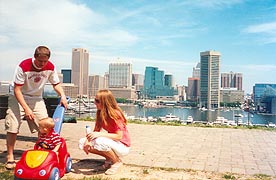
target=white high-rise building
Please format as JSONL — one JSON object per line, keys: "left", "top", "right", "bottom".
{"left": 71, "top": 48, "right": 89, "bottom": 96}
{"left": 109, "top": 63, "right": 132, "bottom": 88}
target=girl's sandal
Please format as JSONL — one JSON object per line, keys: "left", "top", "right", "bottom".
{"left": 105, "top": 161, "right": 123, "bottom": 175}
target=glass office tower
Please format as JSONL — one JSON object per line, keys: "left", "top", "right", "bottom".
{"left": 200, "top": 50, "right": 220, "bottom": 109}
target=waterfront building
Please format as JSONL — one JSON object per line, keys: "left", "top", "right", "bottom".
{"left": 109, "top": 62, "right": 132, "bottom": 88}
{"left": 88, "top": 75, "right": 106, "bottom": 98}
{"left": 61, "top": 69, "right": 72, "bottom": 83}
{"left": 220, "top": 88, "right": 244, "bottom": 104}
{"left": 71, "top": 48, "right": 89, "bottom": 96}
{"left": 165, "top": 74, "right": 174, "bottom": 87}
{"left": 221, "top": 71, "right": 243, "bottom": 90}
{"left": 104, "top": 72, "right": 109, "bottom": 88}
{"left": 253, "top": 83, "right": 276, "bottom": 113}
{"left": 187, "top": 77, "right": 200, "bottom": 102}
{"left": 108, "top": 87, "right": 137, "bottom": 100}
{"left": 132, "top": 73, "right": 144, "bottom": 99}
{"left": 176, "top": 85, "right": 186, "bottom": 101}
{"left": 143, "top": 66, "right": 176, "bottom": 99}
{"left": 108, "top": 62, "right": 135, "bottom": 99}
{"left": 200, "top": 50, "right": 220, "bottom": 109}
{"left": 60, "top": 83, "right": 79, "bottom": 98}
{"left": 187, "top": 62, "right": 200, "bottom": 102}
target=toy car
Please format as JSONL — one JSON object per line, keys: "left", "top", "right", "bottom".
{"left": 14, "top": 99, "right": 72, "bottom": 180}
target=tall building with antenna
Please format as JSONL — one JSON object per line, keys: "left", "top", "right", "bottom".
{"left": 71, "top": 48, "right": 89, "bottom": 96}
{"left": 200, "top": 50, "right": 220, "bottom": 109}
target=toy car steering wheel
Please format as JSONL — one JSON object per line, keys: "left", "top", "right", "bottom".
{"left": 37, "top": 141, "right": 51, "bottom": 149}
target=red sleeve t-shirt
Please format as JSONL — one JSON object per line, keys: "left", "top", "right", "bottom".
{"left": 102, "top": 113, "right": 131, "bottom": 147}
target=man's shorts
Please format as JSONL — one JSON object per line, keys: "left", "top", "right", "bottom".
{"left": 5, "top": 95, "right": 48, "bottom": 134}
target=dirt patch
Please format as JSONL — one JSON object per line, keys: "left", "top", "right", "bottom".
{"left": 0, "top": 156, "right": 274, "bottom": 180}
{"left": 62, "top": 159, "right": 270, "bottom": 180}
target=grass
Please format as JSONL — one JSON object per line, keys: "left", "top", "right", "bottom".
{"left": 0, "top": 164, "right": 14, "bottom": 180}
{"left": 80, "top": 117, "right": 276, "bottom": 131}
{"left": 223, "top": 173, "right": 237, "bottom": 179}
{"left": 129, "top": 119, "right": 276, "bottom": 131}
{"left": 1, "top": 163, "right": 275, "bottom": 180}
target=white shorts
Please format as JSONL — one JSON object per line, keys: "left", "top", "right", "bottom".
{"left": 79, "top": 137, "right": 130, "bottom": 157}
{"left": 5, "top": 95, "right": 48, "bottom": 134}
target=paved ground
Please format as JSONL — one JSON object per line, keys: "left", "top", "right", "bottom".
{"left": 0, "top": 120, "right": 276, "bottom": 176}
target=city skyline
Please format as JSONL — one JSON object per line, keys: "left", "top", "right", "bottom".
{"left": 1, "top": 0, "right": 276, "bottom": 94}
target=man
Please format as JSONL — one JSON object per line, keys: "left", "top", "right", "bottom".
{"left": 4, "top": 46, "right": 68, "bottom": 170}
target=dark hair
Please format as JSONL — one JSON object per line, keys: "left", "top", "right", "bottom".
{"left": 34, "top": 46, "right": 51, "bottom": 58}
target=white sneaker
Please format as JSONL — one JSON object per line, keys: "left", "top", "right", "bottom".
{"left": 105, "top": 161, "right": 123, "bottom": 175}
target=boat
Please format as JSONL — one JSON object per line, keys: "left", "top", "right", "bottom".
{"left": 147, "top": 116, "right": 158, "bottom": 122}
{"left": 186, "top": 116, "right": 194, "bottom": 124}
{"left": 267, "top": 122, "right": 276, "bottom": 128}
{"left": 213, "top": 116, "right": 228, "bottom": 125}
{"left": 159, "top": 113, "right": 180, "bottom": 122}
{"left": 234, "top": 114, "right": 244, "bottom": 118}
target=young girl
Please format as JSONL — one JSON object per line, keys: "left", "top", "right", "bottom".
{"left": 81, "top": 89, "right": 131, "bottom": 175}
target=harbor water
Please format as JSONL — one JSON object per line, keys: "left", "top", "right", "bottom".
{"left": 74, "top": 105, "right": 275, "bottom": 126}
{"left": 119, "top": 105, "right": 276, "bottom": 125}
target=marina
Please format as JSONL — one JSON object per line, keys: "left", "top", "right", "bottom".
{"left": 69, "top": 102, "right": 276, "bottom": 127}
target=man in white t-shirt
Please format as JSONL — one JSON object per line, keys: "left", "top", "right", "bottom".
{"left": 4, "top": 46, "right": 68, "bottom": 170}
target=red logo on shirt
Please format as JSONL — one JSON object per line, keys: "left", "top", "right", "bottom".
{"left": 34, "top": 76, "right": 41, "bottom": 83}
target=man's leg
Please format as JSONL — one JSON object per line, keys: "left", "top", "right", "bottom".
{"left": 6, "top": 132, "right": 17, "bottom": 169}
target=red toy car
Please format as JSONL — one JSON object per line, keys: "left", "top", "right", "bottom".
{"left": 14, "top": 100, "right": 72, "bottom": 180}
{"left": 14, "top": 138, "right": 72, "bottom": 180}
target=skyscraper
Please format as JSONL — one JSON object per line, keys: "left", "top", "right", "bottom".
{"left": 143, "top": 66, "right": 176, "bottom": 99}
{"left": 108, "top": 63, "right": 132, "bottom": 88}
{"left": 144, "top": 67, "right": 164, "bottom": 99}
{"left": 61, "top": 69, "right": 72, "bottom": 83}
{"left": 192, "top": 62, "right": 201, "bottom": 78}
{"left": 164, "top": 74, "right": 174, "bottom": 87}
{"left": 71, "top": 48, "right": 89, "bottom": 96}
{"left": 88, "top": 75, "right": 105, "bottom": 97}
{"left": 200, "top": 50, "right": 220, "bottom": 109}
{"left": 187, "top": 62, "right": 200, "bottom": 101}
{"left": 187, "top": 77, "right": 200, "bottom": 101}
{"left": 221, "top": 71, "right": 243, "bottom": 90}
{"left": 132, "top": 73, "right": 144, "bottom": 92}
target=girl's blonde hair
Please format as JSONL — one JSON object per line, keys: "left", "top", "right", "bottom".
{"left": 39, "top": 117, "right": 55, "bottom": 129}
{"left": 95, "top": 89, "right": 127, "bottom": 130}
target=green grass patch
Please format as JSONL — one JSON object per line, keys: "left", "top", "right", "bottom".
{"left": 223, "top": 173, "right": 236, "bottom": 179}
{"left": 253, "top": 173, "right": 272, "bottom": 180}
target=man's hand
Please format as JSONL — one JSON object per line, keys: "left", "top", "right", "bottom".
{"left": 24, "top": 107, "right": 35, "bottom": 121}
{"left": 60, "top": 96, "right": 68, "bottom": 109}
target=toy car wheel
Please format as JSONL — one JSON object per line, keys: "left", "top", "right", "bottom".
{"left": 49, "top": 167, "right": 60, "bottom": 180}
{"left": 66, "top": 157, "right": 72, "bottom": 173}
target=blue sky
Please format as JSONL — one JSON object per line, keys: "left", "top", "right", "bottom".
{"left": 0, "top": 0, "right": 276, "bottom": 94}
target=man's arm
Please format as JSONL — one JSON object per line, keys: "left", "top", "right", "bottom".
{"left": 14, "top": 85, "right": 35, "bottom": 120}
{"left": 52, "top": 83, "right": 68, "bottom": 109}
